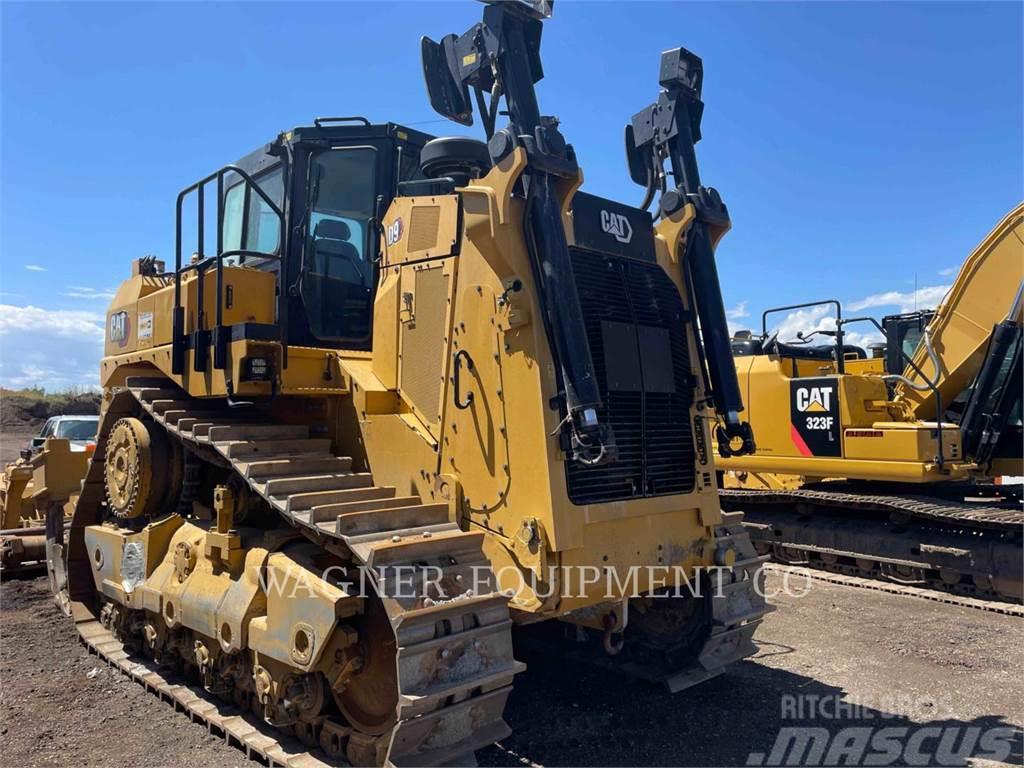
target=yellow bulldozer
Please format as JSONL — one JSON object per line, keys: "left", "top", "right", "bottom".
{"left": 46, "top": 3, "right": 765, "bottom": 765}
{"left": 718, "top": 203, "right": 1023, "bottom": 602}
{"left": 1, "top": 415, "right": 98, "bottom": 573}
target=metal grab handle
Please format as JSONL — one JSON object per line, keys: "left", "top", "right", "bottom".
{"left": 453, "top": 350, "right": 475, "bottom": 410}
{"left": 313, "top": 116, "right": 371, "bottom": 127}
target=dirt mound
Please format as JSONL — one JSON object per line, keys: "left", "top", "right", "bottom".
{"left": 0, "top": 391, "right": 101, "bottom": 429}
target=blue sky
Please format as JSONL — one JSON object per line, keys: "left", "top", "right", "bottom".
{"left": 1, "top": 1, "right": 1021, "bottom": 389}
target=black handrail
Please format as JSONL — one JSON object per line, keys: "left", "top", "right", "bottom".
{"left": 173, "top": 164, "right": 285, "bottom": 376}
{"left": 762, "top": 299, "right": 846, "bottom": 374}
{"left": 179, "top": 251, "right": 283, "bottom": 273}
{"left": 313, "top": 116, "right": 371, "bottom": 127}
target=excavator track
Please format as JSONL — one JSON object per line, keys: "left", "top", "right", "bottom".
{"left": 762, "top": 563, "right": 1024, "bottom": 617}
{"left": 724, "top": 484, "right": 1024, "bottom": 528}
{"left": 62, "top": 376, "right": 524, "bottom": 766}
{"left": 721, "top": 484, "right": 1024, "bottom": 606}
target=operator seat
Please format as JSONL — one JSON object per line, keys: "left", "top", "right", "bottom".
{"left": 312, "top": 219, "right": 365, "bottom": 286}
{"left": 308, "top": 219, "right": 371, "bottom": 339}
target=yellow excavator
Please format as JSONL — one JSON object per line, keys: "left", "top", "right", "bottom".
{"left": 718, "top": 203, "right": 1023, "bottom": 601}
{"left": 46, "top": 3, "right": 765, "bottom": 765}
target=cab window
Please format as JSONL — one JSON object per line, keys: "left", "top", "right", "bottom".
{"left": 301, "top": 147, "right": 378, "bottom": 341}
{"left": 222, "top": 166, "right": 284, "bottom": 265}
{"left": 248, "top": 170, "right": 284, "bottom": 254}
{"left": 901, "top": 326, "right": 923, "bottom": 362}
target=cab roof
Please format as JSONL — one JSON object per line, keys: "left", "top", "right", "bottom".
{"left": 232, "top": 120, "right": 436, "bottom": 179}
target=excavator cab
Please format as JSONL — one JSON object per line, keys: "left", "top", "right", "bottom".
{"left": 881, "top": 310, "right": 935, "bottom": 376}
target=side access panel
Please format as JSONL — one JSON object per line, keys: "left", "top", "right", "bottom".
{"left": 397, "top": 259, "right": 458, "bottom": 440}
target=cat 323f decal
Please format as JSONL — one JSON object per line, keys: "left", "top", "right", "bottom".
{"left": 790, "top": 378, "right": 841, "bottom": 457}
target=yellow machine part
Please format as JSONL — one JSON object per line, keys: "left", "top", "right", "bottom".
{"left": 895, "top": 202, "right": 1024, "bottom": 419}
{"left": 1, "top": 438, "right": 90, "bottom": 573}
{"left": 99, "top": 261, "right": 350, "bottom": 399}
{"left": 1, "top": 438, "right": 89, "bottom": 529}
{"left": 83, "top": 514, "right": 363, "bottom": 711}
{"left": 0, "top": 463, "right": 34, "bottom": 530}
{"left": 352, "top": 150, "right": 728, "bottom": 614}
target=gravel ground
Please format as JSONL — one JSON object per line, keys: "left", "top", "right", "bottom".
{"left": 0, "top": 575, "right": 249, "bottom": 768}
{"left": 1, "top": 427, "right": 36, "bottom": 465}
{"left": 2, "top": 424, "right": 1020, "bottom": 766}
{"left": 2, "top": 570, "right": 1020, "bottom": 767}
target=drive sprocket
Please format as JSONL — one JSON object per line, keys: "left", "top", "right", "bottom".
{"left": 104, "top": 416, "right": 178, "bottom": 519}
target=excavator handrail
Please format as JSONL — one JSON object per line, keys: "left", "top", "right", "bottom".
{"left": 761, "top": 299, "right": 847, "bottom": 374}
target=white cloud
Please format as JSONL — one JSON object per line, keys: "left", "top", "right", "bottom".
{"left": 725, "top": 300, "right": 753, "bottom": 335}
{"left": 848, "top": 284, "right": 950, "bottom": 314}
{"left": 62, "top": 286, "right": 117, "bottom": 300}
{"left": 939, "top": 266, "right": 957, "bottom": 277}
{"left": 762, "top": 282, "right": 952, "bottom": 354}
{"left": 771, "top": 305, "right": 832, "bottom": 342}
{"left": 769, "top": 305, "right": 884, "bottom": 352}
{"left": 840, "top": 329, "right": 884, "bottom": 350}
{"left": 24, "top": 265, "right": 47, "bottom": 272}
{"left": 725, "top": 301, "right": 749, "bottom": 320}
{"left": 0, "top": 304, "right": 104, "bottom": 391}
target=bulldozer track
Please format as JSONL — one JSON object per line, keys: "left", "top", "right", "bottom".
{"left": 721, "top": 485, "right": 1023, "bottom": 604}
{"left": 77, "top": 617, "right": 336, "bottom": 768}
{"left": 59, "top": 375, "right": 769, "bottom": 766}
{"left": 763, "top": 563, "right": 1024, "bottom": 617}
{"left": 69, "top": 376, "right": 525, "bottom": 766}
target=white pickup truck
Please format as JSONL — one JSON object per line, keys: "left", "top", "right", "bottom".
{"left": 28, "top": 414, "right": 99, "bottom": 453}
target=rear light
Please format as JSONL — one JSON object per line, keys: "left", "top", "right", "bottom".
{"left": 85, "top": 442, "right": 97, "bottom": 456}
{"left": 240, "top": 356, "right": 273, "bottom": 382}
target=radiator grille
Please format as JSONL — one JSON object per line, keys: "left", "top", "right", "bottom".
{"left": 566, "top": 248, "right": 696, "bottom": 505}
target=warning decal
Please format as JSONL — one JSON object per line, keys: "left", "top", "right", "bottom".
{"left": 138, "top": 312, "right": 153, "bottom": 341}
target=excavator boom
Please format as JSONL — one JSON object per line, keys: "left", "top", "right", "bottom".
{"left": 895, "top": 203, "right": 1024, "bottom": 418}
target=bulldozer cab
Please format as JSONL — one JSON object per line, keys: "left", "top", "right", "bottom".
{"left": 172, "top": 119, "right": 433, "bottom": 372}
